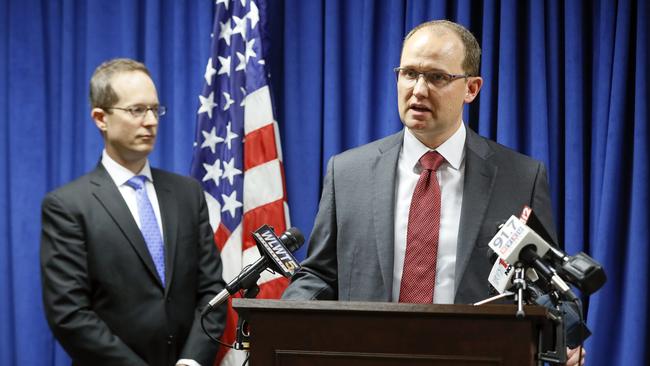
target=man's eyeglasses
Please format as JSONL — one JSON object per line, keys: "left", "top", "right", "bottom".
{"left": 103, "top": 105, "right": 167, "bottom": 119}
{"left": 394, "top": 67, "right": 469, "bottom": 88}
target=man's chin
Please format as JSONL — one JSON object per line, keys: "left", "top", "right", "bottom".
{"left": 403, "top": 119, "right": 430, "bottom": 131}
{"left": 127, "top": 145, "right": 154, "bottom": 159}
{"left": 135, "top": 139, "right": 156, "bottom": 150}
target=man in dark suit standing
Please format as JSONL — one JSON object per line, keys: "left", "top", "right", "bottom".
{"left": 282, "top": 20, "right": 585, "bottom": 365}
{"left": 40, "top": 58, "right": 226, "bottom": 366}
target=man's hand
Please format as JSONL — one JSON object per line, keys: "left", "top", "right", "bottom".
{"left": 565, "top": 346, "right": 586, "bottom": 366}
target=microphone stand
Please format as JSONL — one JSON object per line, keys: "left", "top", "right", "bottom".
{"left": 234, "top": 285, "right": 260, "bottom": 351}
{"left": 513, "top": 262, "right": 527, "bottom": 318}
{"left": 474, "top": 265, "right": 568, "bottom": 365}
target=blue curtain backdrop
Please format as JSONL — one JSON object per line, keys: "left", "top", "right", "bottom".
{"left": 0, "top": 0, "right": 647, "bottom": 365}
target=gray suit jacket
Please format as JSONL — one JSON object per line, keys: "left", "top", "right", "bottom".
{"left": 282, "top": 127, "right": 557, "bottom": 304}
{"left": 41, "top": 165, "right": 227, "bottom": 366}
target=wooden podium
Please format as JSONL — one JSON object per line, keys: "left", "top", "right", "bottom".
{"left": 233, "top": 299, "right": 553, "bottom": 366}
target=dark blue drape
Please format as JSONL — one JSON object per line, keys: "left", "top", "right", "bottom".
{"left": 1, "top": 0, "right": 647, "bottom": 365}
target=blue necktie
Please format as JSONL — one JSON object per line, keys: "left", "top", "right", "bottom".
{"left": 126, "top": 175, "right": 165, "bottom": 286}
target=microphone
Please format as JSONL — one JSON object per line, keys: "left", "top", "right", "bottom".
{"left": 519, "top": 206, "right": 607, "bottom": 295}
{"left": 486, "top": 248, "right": 592, "bottom": 348}
{"left": 488, "top": 215, "right": 577, "bottom": 301}
{"left": 487, "top": 251, "right": 539, "bottom": 294}
{"left": 201, "top": 225, "right": 305, "bottom": 316}
{"left": 518, "top": 245, "right": 578, "bottom": 301}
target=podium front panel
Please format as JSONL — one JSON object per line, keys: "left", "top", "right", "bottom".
{"left": 233, "top": 299, "right": 549, "bottom": 366}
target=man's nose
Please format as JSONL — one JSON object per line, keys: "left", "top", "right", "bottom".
{"left": 412, "top": 75, "right": 429, "bottom": 97}
{"left": 142, "top": 109, "right": 158, "bottom": 126}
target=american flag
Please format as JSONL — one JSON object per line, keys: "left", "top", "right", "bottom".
{"left": 190, "top": 0, "right": 290, "bottom": 364}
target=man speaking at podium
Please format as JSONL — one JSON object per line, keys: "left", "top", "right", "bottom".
{"left": 282, "top": 20, "right": 585, "bottom": 365}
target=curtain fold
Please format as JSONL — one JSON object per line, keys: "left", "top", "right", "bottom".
{"left": 1, "top": 0, "right": 647, "bottom": 365}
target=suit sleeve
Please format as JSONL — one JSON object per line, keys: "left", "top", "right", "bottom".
{"left": 178, "top": 181, "right": 227, "bottom": 365}
{"left": 531, "top": 163, "right": 560, "bottom": 247}
{"left": 282, "top": 157, "right": 339, "bottom": 300}
{"left": 40, "top": 193, "right": 147, "bottom": 366}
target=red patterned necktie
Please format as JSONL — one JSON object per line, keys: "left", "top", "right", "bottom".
{"left": 399, "top": 151, "right": 445, "bottom": 303}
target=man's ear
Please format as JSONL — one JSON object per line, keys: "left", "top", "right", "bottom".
{"left": 464, "top": 76, "right": 483, "bottom": 103}
{"left": 91, "top": 107, "right": 108, "bottom": 132}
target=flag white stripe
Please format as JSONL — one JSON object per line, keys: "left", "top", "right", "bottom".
{"left": 283, "top": 201, "right": 291, "bottom": 228}
{"left": 243, "top": 159, "right": 284, "bottom": 210}
{"left": 204, "top": 192, "right": 222, "bottom": 232}
{"left": 218, "top": 224, "right": 243, "bottom": 282}
{"left": 244, "top": 86, "right": 274, "bottom": 134}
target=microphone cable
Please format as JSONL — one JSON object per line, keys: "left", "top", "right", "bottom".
{"left": 199, "top": 262, "right": 255, "bottom": 348}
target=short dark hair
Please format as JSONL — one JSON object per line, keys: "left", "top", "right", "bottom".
{"left": 89, "top": 58, "right": 151, "bottom": 109}
{"left": 403, "top": 20, "right": 481, "bottom": 77}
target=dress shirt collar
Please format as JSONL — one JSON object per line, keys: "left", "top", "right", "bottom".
{"left": 403, "top": 122, "right": 466, "bottom": 171}
{"left": 101, "top": 150, "right": 154, "bottom": 186}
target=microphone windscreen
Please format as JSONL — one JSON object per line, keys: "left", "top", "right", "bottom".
{"left": 281, "top": 227, "right": 305, "bottom": 251}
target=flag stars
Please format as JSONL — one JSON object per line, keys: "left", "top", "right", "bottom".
{"left": 222, "top": 158, "right": 242, "bottom": 185}
{"left": 216, "top": 0, "right": 229, "bottom": 10}
{"left": 247, "top": 1, "right": 259, "bottom": 29}
{"left": 221, "top": 190, "right": 243, "bottom": 219}
{"left": 235, "top": 52, "right": 246, "bottom": 72}
{"left": 200, "top": 126, "right": 224, "bottom": 154}
{"left": 198, "top": 92, "right": 217, "bottom": 119}
{"left": 219, "top": 20, "right": 233, "bottom": 46}
{"left": 240, "top": 87, "right": 247, "bottom": 106}
{"left": 222, "top": 92, "right": 234, "bottom": 111}
{"left": 202, "top": 159, "right": 223, "bottom": 186}
{"left": 225, "top": 121, "right": 239, "bottom": 149}
{"left": 245, "top": 38, "right": 257, "bottom": 63}
{"left": 204, "top": 58, "right": 217, "bottom": 85}
{"left": 217, "top": 55, "right": 231, "bottom": 77}
{"left": 232, "top": 15, "right": 247, "bottom": 40}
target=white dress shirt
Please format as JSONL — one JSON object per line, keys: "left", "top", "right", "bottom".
{"left": 392, "top": 123, "right": 466, "bottom": 304}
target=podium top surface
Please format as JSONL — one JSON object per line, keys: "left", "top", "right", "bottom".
{"left": 232, "top": 298, "right": 548, "bottom": 320}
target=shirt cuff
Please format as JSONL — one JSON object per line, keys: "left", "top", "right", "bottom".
{"left": 176, "top": 359, "right": 201, "bottom": 366}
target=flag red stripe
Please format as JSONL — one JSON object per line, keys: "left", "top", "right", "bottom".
{"left": 242, "top": 198, "right": 287, "bottom": 251}
{"left": 244, "top": 124, "right": 277, "bottom": 171}
{"left": 214, "top": 223, "right": 232, "bottom": 250}
{"left": 256, "top": 276, "right": 289, "bottom": 297}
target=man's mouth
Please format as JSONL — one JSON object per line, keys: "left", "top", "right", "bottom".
{"left": 409, "top": 103, "right": 431, "bottom": 113}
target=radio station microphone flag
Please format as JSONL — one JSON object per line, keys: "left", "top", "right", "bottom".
{"left": 190, "top": 1, "right": 290, "bottom": 364}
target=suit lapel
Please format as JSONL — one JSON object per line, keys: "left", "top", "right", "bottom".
{"left": 372, "top": 131, "right": 403, "bottom": 300}
{"left": 454, "top": 128, "right": 497, "bottom": 294}
{"left": 151, "top": 170, "right": 178, "bottom": 295}
{"left": 89, "top": 165, "right": 164, "bottom": 288}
